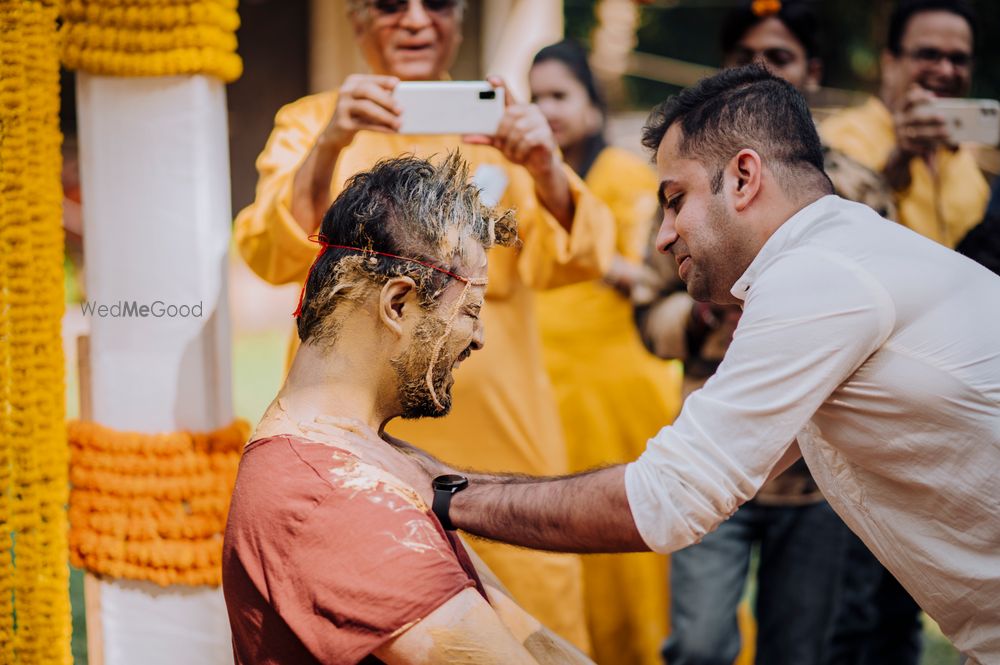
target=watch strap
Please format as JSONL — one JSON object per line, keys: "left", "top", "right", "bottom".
{"left": 432, "top": 487, "right": 457, "bottom": 531}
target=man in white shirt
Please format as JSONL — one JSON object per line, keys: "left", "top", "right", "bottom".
{"left": 308, "top": 64, "right": 1000, "bottom": 663}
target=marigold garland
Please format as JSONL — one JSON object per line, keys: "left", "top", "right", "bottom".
{"left": 1, "top": 1, "right": 71, "bottom": 663}
{"left": 751, "top": 0, "right": 781, "bottom": 17}
{"left": 68, "top": 419, "right": 249, "bottom": 588}
{"left": 60, "top": 0, "right": 243, "bottom": 82}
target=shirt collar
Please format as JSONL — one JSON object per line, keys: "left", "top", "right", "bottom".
{"left": 730, "top": 195, "right": 841, "bottom": 301}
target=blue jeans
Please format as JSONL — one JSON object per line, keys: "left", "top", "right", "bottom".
{"left": 662, "top": 500, "right": 848, "bottom": 665}
{"left": 823, "top": 531, "right": 923, "bottom": 665}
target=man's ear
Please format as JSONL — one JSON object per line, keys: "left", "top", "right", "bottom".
{"left": 379, "top": 277, "right": 420, "bottom": 337}
{"left": 728, "top": 148, "right": 763, "bottom": 212}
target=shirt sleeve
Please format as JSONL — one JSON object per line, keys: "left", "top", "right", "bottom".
{"left": 233, "top": 95, "right": 335, "bottom": 286}
{"left": 511, "top": 163, "right": 616, "bottom": 290}
{"left": 274, "top": 486, "right": 475, "bottom": 664}
{"left": 624, "top": 247, "right": 895, "bottom": 553}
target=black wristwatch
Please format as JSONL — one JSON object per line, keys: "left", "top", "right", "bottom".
{"left": 432, "top": 474, "right": 469, "bottom": 531}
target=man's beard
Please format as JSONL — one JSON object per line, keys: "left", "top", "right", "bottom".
{"left": 391, "top": 315, "right": 471, "bottom": 419}
{"left": 686, "top": 195, "right": 741, "bottom": 304}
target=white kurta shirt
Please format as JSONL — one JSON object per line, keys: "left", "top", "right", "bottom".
{"left": 625, "top": 195, "right": 1000, "bottom": 662}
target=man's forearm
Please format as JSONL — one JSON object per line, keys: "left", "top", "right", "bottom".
{"left": 290, "top": 137, "right": 343, "bottom": 235}
{"left": 449, "top": 465, "right": 649, "bottom": 553}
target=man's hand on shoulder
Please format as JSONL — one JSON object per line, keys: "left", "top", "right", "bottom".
{"left": 298, "top": 415, "right": 442, "bottom": 507}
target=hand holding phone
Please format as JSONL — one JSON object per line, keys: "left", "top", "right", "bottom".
{"left": 894, "top": 85, "right": 952, "bottom": 156}
{"left": 319, "top": 74, "right": 402, "bottom": 150}
{"left": 924, "top": 98, "right": 1000, "bottom": 146}
{"left": 393, "top": 81, "right": 505, "bottom": 135}
{"left": 465, "top": 76, "right": 562, "bottom": 180}
{"left": 465, "top": 76, "right": 573, "bottom": 227}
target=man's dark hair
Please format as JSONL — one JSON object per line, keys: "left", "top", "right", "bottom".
{"left": 641, "top": 64, "right": 832, "bottom": 196}
{"left": 720, "top": 0, "right": 821, "bottom": 59}
{"left": 296, "top": 152, "right": 515, "bottom": 347}
{"left": 886, "top": 0, "right": 976, "bottom": 55}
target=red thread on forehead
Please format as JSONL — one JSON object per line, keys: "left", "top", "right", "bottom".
{"left": 292, "top": 234, "right": 482, "bottom": 317}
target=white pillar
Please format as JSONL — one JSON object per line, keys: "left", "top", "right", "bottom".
{"left": 76, "top": 73, "right": 234, "bottom": 665}
{"left": 590, "top": 0, "right": 640, "bottom": 107}
{"left": 309, "top": 0, "right": 369, "bottom": 94}
{"left": 481, "top": 0, "right": 563, "bottom": 101}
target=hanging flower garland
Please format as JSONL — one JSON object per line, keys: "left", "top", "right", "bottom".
{"left": 68, "top": 419, "right": 250, "bottom": 587}
{"left": 1, "top": 0, "right": 71, "bottom": 663}
{"left": 60, "top": 0, "right": 243, "bottom": 82}
{"left": 751, "top": 0, "right": 782, "bottom": 17}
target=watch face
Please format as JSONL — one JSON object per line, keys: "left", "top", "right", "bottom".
{"left": 433, "top": 474, "right": 469, "bottom": 491}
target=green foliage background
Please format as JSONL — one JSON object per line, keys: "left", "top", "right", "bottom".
{"left": 565, "top": 0, "right": 1000, "bottom": 111}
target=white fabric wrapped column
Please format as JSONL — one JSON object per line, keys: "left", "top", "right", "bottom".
{"left": 481, "top": 0, "right": 563, "bottom": 100}
{"left": 77, "top": 73, "right": 234, "bottom": 665}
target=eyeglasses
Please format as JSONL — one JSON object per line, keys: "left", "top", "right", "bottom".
{"left": 369, "top": 0, "right": 459, "bottom": 15}
{"left": 903, "top": 47, "right": 973, "bottom": 69}
{"left": 730, "top": 47, "right": 799, "bottom": 69}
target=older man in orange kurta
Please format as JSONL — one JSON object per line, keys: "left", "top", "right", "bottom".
{"left": 233, "top": 0, "right": 614, "bottom": 649}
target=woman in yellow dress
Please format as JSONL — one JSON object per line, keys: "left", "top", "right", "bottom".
{"left": 529, "top": 40, "right": 684, "bottom": 665}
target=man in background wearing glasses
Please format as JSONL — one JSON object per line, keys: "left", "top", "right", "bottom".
{"left": 233, "top": 0, "right": 615, "bottom": 651}
{"left": 820, "top": 0, "right": 988, "bottom": 250}
{"left": 819, "top": 2, "right": 989, "bottom": 663}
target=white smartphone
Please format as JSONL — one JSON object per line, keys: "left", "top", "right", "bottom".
{"left": 924, "top": 98, "right": 1000, "bottom": 146}
{"left": 393, "top": 81, "right": 505, "bottom": 136}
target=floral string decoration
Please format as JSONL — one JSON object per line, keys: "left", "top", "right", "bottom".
{"left": 68, "top": 419, "right": 250, "bottom": 588}
{"left": 1, "top": 0, "right": 71, "bottom": 662}
{"left": 60, "top": 0, "right": 243, "bottom": 82}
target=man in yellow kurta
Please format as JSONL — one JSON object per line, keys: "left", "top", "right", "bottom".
{"left": 819, "top": 2, "right": 988, "bottom": 248}
{"left": 233, "top": 0, "right": 614, "bottom": 650}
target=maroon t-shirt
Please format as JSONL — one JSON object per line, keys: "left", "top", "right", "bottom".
{"left": 223, "top": 434, "right": 487, "bottom": 665}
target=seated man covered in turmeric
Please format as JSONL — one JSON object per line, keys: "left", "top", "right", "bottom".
{"left": 222, "top": 153, "right": 592, "bottom": 665}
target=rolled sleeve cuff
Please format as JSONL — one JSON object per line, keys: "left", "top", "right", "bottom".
{"left": 625, "top": 459, "right": 695, "bottom": 554}
{"left": 624, "top": 430, "right": 743, "bottom": 554}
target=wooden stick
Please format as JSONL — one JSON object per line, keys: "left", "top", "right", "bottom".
{"left": 76, "top": 334, "right": 104, "bottom": 665}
